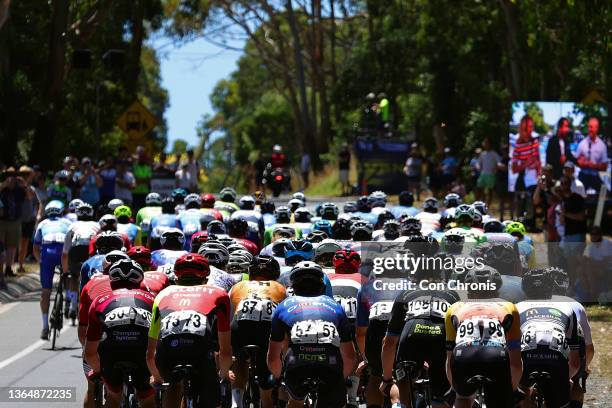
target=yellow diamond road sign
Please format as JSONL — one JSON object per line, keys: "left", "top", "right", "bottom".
{"left": 117, "top": 100, "right": 158, "bottom": 138}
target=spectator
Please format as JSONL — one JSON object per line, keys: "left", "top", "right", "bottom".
{"left": 31, "top": 166, "right": 48, "bottom": 218}
{"left": 153, "top": 152, "right": 174, "bottom": 178}
{"left": 77, "top": 157, "right": 102, "bottom": 206}
{"left": 440, "top": 147, "right": 459, "bottom": 190}
{"left": 404, "top": 143, "right": 423, "bottom": 201}
{"left": 132, "top": 146, "right": 152, "bottom": 212}
{"left": 117, "top": 146, "right": 132, "bottom": 166}
{"left": 253, "top": 152, "right": 266, "bottom": 188}
{"left": 98, "top": 156, "right": 117, "bottom": 204}
{"left": 546, "top": 117, "right": 575, "bottom": 179}
{"left": 185, "top": 149, "right": 200, "bottom": 192}
{"left": 362, "top": 92, "right": 377, "bottom": 132}
{"left": 476, "top": 138, "right": 501, "bottom": 204}
{"left": 300, "top": 153, "right": 311, "bottom": 189}
{"left": 175, "top": 162, "right": 192, "bottom": 190}
{"left": 496, "top": 144, "right": 512, "bottom": 220}
{"left": 338, "top": 143, "right": 351, "bottom": 196}
{"left": 533, "top": 164, "right": 556, "bottom": 237}
{"left": 0, "top": 168, "right": 33, "bottom": 277}
{"left": 376, "top": 92, "right": 390, "bottom": 133}
{"left": 115, "top": 160, "right": 136, "bottom": 206}
{"left": 47, "top": 171, "right": 72, "bottom": 207}
{"left": 18, "top": 166, "right": 39, "bottom": 274}
{"left": 512, "top": 114, "right": 541, "bottom": 230}
{"left": 584, "top": 226, "right": 612, "bottom": 297}
{"left": 576, "top": 117, "right": 608, "bottom": 194}
{"left": 169, "top": 152, "right": 182, "bottom": 173}
{"left": 555, "top": 161, "right": 586, "bottom": 198}
{"left": 469, "top": 148, "right": 481, "bottom": 190}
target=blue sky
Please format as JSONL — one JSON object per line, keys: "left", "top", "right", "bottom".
{"left": 511, "top": 102, "right": 585, "bottom": 127}
{"left": 151, "top": 36, "right": 244, "bottom": 150}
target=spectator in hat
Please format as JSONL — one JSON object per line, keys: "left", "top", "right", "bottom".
{"left": 556, "top": 161, "right": 586, "bottom": 198}
{"left": 77, "top": 157, "right": 102, "bottom": 206}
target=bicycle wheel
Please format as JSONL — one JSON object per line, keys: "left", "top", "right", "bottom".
{"left": 50, "top": 280, "right": 64, "bottom": 350}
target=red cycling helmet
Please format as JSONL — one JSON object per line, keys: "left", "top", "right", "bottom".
{"left": 332, "top": 249, "right": 361, "bottom": 274}
{"left": 127, "top": 245, "right": 152, "bottom": 269}
{"left": 190, "top": 231, "right": 209, "bottom": 253}
{"left": 174, "top": 253, "right": 210, "bottom": 279}
{"left": 201, "top": 193, "right": 216, "bottom": 209}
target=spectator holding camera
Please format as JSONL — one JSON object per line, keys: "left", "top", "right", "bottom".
{"left": 76, "top": 157, "right": 103, "bottom": 206}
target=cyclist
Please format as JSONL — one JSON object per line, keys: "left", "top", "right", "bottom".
{"left": 293, "top": 207, "right": 314, "bottom": 236}
{"left": 114, "top": 205, "right": 142, "bottom": 245}
{"left": 33, "top": 200, "right": 72, "bottom": 339}
{"left": 148, "top": 197, "right": 178, "bottom": 250}
{"left": 200, "top": 193, "right": 224, "bottom": 221}
{"left": 267, "top": 261, "right": 357, "bottom": 408}
{"left": 368, "top": 191, "right": 388, "bottom": 217}
{"left": 127, "top": 246, "right": 170, "bottom": 296}
{"left": 351, "top": 220, "right": 373, "bottom": 241}
{"left": 47, "top": 170, "right": 72, "bottom": 206}
{"left": 444, "top": 266, "right": 523, "bottom": 408}
{"left": 505, "top": 221, "right": 536, "bottom": 268}
{"left": 62, "top": 203, "right": 100, "bottom": 320}
{"left": 80, "top": 231, "right": 126, "bottom": 290}
{"left": 260, "top": 200, "right": 277, "bottom": 228}
{"left": 381, "top": 257, "right": 460, "bottom": 408}
{"left": 277, "top": 243, "right": 334, "bottom": 297}
{"left": 151, "top": 228, "right": 188, "bottom": 269}
{"left": 65, "top": 198, "right": 84, "bottom": 223}
{"left": 516, "top": 269, "right": 581, "bottom": 408}
{"left": 390, "top": 190, "right": 419, "bottom": 219}
{"left": 84, "top": 259, "right": 156, "bottom": 408}
{"left": 441, "top": 192, "right": 462, "bottom": 222}
{"left": 312, "top": 219, "right": 334, "bottom": 239}
{"left": 171, "top": 188, "right": 188, "bottom": 214}
{"left": 177, "top": 193, "right": 206, "bottom": 250}
{"left": 135, "top": 192, "right": 162, "bottom": 242}
{"left": 197, "top": 241, "right": 237, "bottom": 292}
{"left": 214, "top": 187, "right": 240, "bottom": 220}
{"left": 107, "top": 198, "right": 125, "bottom": 212}
{"left": 443, "top": 204, "right": 486, "bottom": 245}
{"left": 416, "top": 197, "right": 441, "bottom": 234}
{"left": 482, "top": 219, "right": 516, "bottom": 243}
{"left": 400, "top": 216, "right": 423, "bottom": 238}
{"left": 288, "top": 198, "right": 304, "bottom": 213}
{"left": 227, "top": 218, "right": 259, "bottom": 255}
{"left": 374, "top": 219, "right": 401, "bottom": 241}
{"left": 472, "top": 201, "right": 490, "bottom": 224}
{"left": 232, "top": 195, "right": 265, "bottom": 243}
{"left": 313, "top": 239, "right": 342, "bottom": 272}
{"left": 319, "top": 202, "right": 340, "bottom": 222}
{"left": 332, "top": 218, "right": 353, "bottom": 240}
{"left": 147, "top": 253, "right": 232, "bottom": 408}
{"left": 229, "top": 255, "right": 286, "bottom": 408}
{"left": 264, "top": 206, "right": 300, "bottom": 245}
{"left": 87, "top": 214, "right": 131, "bottom": 256}
{"left": 353, "top": 196, "right": 379, "bottom": 225}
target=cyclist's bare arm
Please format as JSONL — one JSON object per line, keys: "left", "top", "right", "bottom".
{"left": 340, "top": 341, "right": 357, "bottom": 378}
{"left": 267, "top": 336, "right": 286, "bottom": 379}
{"left": 381, "top": 335, "right": 399, "bottom": 380}
{"left": 356, "top": 326, "right": 367, "bottom": 356}
{"left": 78, "top": 326, "right": 87, "bottom": 346}
{"left": 84, "top": 340, "right": 101, "bottom": 374}
{"left": 218, "top": 330, "right": 232, "bottom": 379}
{"left": 445, "top": 351, "right": 453, "bottom": 388}
{"left": 508, "top": 348, "right": 523, "bottom": 390}
{"left": 146, "top": 337, "right": 163, "bottom": 383}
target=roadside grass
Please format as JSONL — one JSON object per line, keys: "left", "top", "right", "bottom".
{"left": 305, "top": 166, "right": 342, "bottom": 196}
{"left": 586, "top": 305, "right": 612, "bottom": 383}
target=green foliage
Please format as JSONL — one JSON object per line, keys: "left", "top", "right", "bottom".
{"left": 171, "top": 139, "right": 189, "bottom": 155}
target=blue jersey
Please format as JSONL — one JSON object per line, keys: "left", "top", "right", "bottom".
{"left": 34, "top": 217, "right": 71, "bottom": 247}
{"left": 151, "top": 249, "right": 188, "bottom": 268}
{"left": 177, "top": 209, "right": 204, "bottom": 249}
{"left": 263, "top": 213, "right": 276, "bottom": 228}
{"left": 270, "top": 295, "right": 352, "bottom": 348}
{"left": 117, "top": 223, "right": 141, "bottom": 245}
{"left": 352, "top": 211, "right": 378, "bottom": 225}
{"left": 277, "top": 270, "right": 333, "bottom": 297}
{"left": 80, "top": 254, "right": 105, "bottom": 291}
{"left": 150, "top": 214, "right": 178, "bottom": 238}
{"left": 390, "top": 205, "right": 420, "bottom": 219}
{"left": 357, "top": 277, "right": 411, "bottom": 327}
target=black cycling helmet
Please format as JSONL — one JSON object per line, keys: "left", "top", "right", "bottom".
{"left": 260, "top": 200, "right": 275, "bottom": 214}
{"left": 161, "top": 197, "right": 176, "bottom": 214}
{"left": 522, "top": 269, "right": 553, "bottom": 299}
{"left": 320, "top": 202, "right": 339, "bottom": 221}
{"left": 376, "top": 210, "right": 395, "bottom": 229}
{"left": 290, "top": 261, "right": 325, "bottom": 296}
{"left": 238, "top": 195, "right": 256, "bottom": 210}
{"left": 76, "top": 203, "right": 94, "bottom": 221}
{"left": 444, "top": 193, "right": 462, "bottom": 208}
{"left": 184, "top": 193, "right": 202, "bottom": 209}
{"left": 294, "top": 207, "right": 313, "bottom": 223}
{"left": 305, "top": 230, "right": 328, "bottom": 243}
{"left": 402, "top": 234, "right": 440, "bottom": 257}
{"left": 249, "top": 255, "right": 281, "bottom": 281}
{"left": 274, "top": 206, "right": 292, "bottom": 224}
{"left": 343, "top": 201, "right": 357, "bottom": 213}
{"left": 102, "top": 250, "right": 130, "bottom": 274}
{"left": 332, "top": 218, "right": 352, "bottom": 240}
{"left": 423, "top": 197, "right": 438, "bottom": 213}
{"left": 400, "top": 216, "right": 422, "bottom": 236}
{"left": 219, "top": 187, "right": 237, "bottom": 203}
{"left": 160, "top": 228, "right": 186, "bottom": 250}
{"left": 356, "top": 196, "right": 371, "bottom": 212}
{"left": 145, "top": 192, "right": 162, "bottom": 207}
{"left": 441, "top": 231, "right": 465, "bottom": 254}
{"left": 398, "top": 191, "right": 414, "bottom": 207}
{"left": 108, "top": 259, "right": 144, "bottom": 287}
{"left": 472, "top": 201, "right": 488, "bottom": 216}
{"left": 382, "top": 220, "right": 401, "bottom": 240}
{"left": 95, "top": 231, "right": 125, "bottom": 255}
{"left": 471, "top": 242, "right": 521, "bottom": 276}
{"left": 271, "top": 238, "right": 292, "bottom": 258}
{"left": 288, "top": 198, "right": 304, "bottom": 213}
{"left": 172, "top": 188, "right": 188, "bottom": 204}
{"left": 206, "top": 220, "right": 227, "bottom": 235}
{"left": 228, "top": 218, "right": 248, "bottom": 238}
{"left": 351, "top": 220, "right": 373, "bottom": 241}
{"left": 463, "top": 265, "right": 502, "bottom": 295}
{"left": 483, "top": 219, "right": 504, "bottom": 233}
{"left": 546, "top": 267, "right": 569, "bottom": 296}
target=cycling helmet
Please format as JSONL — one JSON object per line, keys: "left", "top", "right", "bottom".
{"left": 314, "top": 239, "right": 342, "bottom": 267}
{"left": 206, "top": 220, "right": 227, "bottom": 235}
{"left": 473, "top": 209, "right": 483, "bottom": 227}
{"left": 294, "top": 207, "right": 313, "bottom": 223}
{"left": 232, "top": 249, "right": 253, "bottom": 262}
{"left": 305, "top": 230, "right": 328, "bottom": 243}
{"left": 68, "top": 198, "right": 84, "bottom": 212}
{"left": 184, "top": 193, "right": 202, "bottom": 209}
{"left": 376, "top": 210, "right": 395, "bottom": 228}
{"left": 273, "top": 144, "right": 282, "bottom": 153}
{"left": 546, "top": 267, "right": 569, "bottom": 296}
{"left": 274, "top": 206, "right": 292, "bottom": 224}
{"left": 320, "top": 202, "right": 339, "bottom": 220}
{"left": 45, "top": 200, "right": 65, "bottom": 218}
{"left": 190, "top": 231, "right": 209, "bottom": 253}
{"left": 102, "top": 250, "right": 130, "bottom": 273}
{"left": 292, "top": 192, "right": 306, "bottom": 204}
{"left": 76, "top": 203, "right": 94, "bottom": 220}
{"left": 288, "top": 198, "right": 304, "bottom": 212}
{"left": 227, "top": 252, "right": 251, "bottom": 274}
{"left": 356, "top": 196, "right": 371, "bottom": 212}
{"left": 290, "top": 261, "right": 325, "bottom": 295}
{"left": 332, "top": 218, "right": 352, "bottom": 240}
{"left": 201, "top": 193, "right": 216, "bottom": 208}
{"left": 332, "top": 248, "right": 361, "bottom": 274}
{"left": 108, "top": 259, "right": 144, "bottom": 285}
{"left": 400, "top": 216, "right": 422, "bottom": 236}
{"left": 197, "top": 244, "right": 230, "bottom": 268}
{"left": 145, "top": 192, "right": 162, "bottom": 206}
{"left": 172, "top": 188, "right": 188, "bottom": 203}
{"left": 343, "top": 201, "right": 358, "bottom": 213}
{"left": 95, "top": 231, "right": 125, "bottom": 254}
{"left": 441, "top": 231, "right": 465, "bottom": 254}
{"left": 443, "top": 193, "right": 462, "bottom": 208}
{"left": 99, "top": 214, "right": 118, "bottom": 230}
{"left": 402, "top": 234, "right": 439, "bottom": 257}
{"left": 271, "top": 238, "right": 292, "bottom": 258}
{"left": 483, "top": 219, "right": 504, "bottom": 233}
{"left": 127, "top": 246, "right": 152, "bottom": 270}
{"left": 472, "top": 201, "right": 488, "bottom": 215}
{"left": 228, "top": 218, "right": 248, "bottom": 237}
{"left": 219, "top": 187, "right": 237, "bottom": 202}
{"left": 260, "top": 200, "right": 275, "bottom": 214}
{"left": 312, "top": 219, "right": 333, "bottom": 238}
{"left": 455, "top": 204, "right": 475, "bottom": 221}
{"left": 398, "top": 191, "right": 414, "bottom": 207}
{"left": 174, "top": 253, "right": 210, "bottom": 279}
{"left": 161, "top": 197, "right": 176, "bottom": 214}
{"left": 505, "top": 221, "right": 526, "bottom": 237}
{"left": 382, "top": 220, "right": 401, "bottom": 240}
{"left": 113, "top": 205, "right": 132, "bottom": 220}
{"left": 249, "top": 255, "right": 281, "bottom": 280}
{"left": 253, "top": 190, "right": 266, "bottom": 204}
{"left": 56, "top": 170, "right": 70, "bottom": 180}
{"left": 470, "top": 242, "right": 521, "bottom": 276}
{"left": 273, "top": 225, "right": 296, "bottom": 240}
{"left": 226, "top": 243, "right": 247, "bottom": 253}
{"left": 160, "top": 228, "right": 186, "bottom": 250}
{"left": 238, "top": 195, "right": 256, "bottom": 210}
{"left": 463, "top": 265, "right": 502, "bottom": 292}
{"left": 422, "top": 197, "right": 439, "bottom": 213}
{"left": 351, "top": 220, "right": 373, "bottom": 241}
{"left": 522, "top": 268, "right": 553, "bottom": 299}
{"left": 285, "top": 240, "right": 315, "bottom": 266}
{"left": 368, "top": 191, "right": 387, "bottom": 208}
{"left": 217, "top": 235, "right": 236, "bottom": 248}
{"left": 502, "top": 220, "right": 513, "bottom": 229}
{"left": 107, "top": 198, "right": 124, "bottom": 211}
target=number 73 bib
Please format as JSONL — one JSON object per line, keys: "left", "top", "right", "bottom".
{"left": 160, "top": 310, "right": 207, "bottom": 339}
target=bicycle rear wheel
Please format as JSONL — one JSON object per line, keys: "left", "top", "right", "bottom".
{"left": 50, "top": 281, "right": 64, "bottom": 350}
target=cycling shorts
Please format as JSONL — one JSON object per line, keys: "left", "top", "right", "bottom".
{"left": 450, "top": 344, "right": 514, "bottom": 408}
{"left": 520, "top": 346, "right": 569, "bottom": 408}
{"left": 365, "top": 319, "right": 388, "bottom": 377}
{"left": 99, "top": 350, "right": 154, "bottom": 399}
{"left": 231, "top": 319, "right": 274, "bottom": 390}
{"left": 40, "top": 243, "right": 63, "bottom": 289}
{"left": 67, "top": 245, "right": 89, "bottom": 276}
{"left": 283, "top": 346, "right": 346, "bottom": 408}
{"left": 155, "top": 335, "right": 219, "bottom": 408}
{"left": 396, "top": 318, "right": 448, "bottom": 398}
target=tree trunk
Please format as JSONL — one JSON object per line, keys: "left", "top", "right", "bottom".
{"left": 0, "top": 8, "right": 17, "bottom": 164}
{"left": 0, "top": 0, "right": 10, "bottom": 31}
{"left": 126, "top": 0, "right": 145, "bottom": 97}
{"left": 310, "top": 0, "right": 318, "bottom": 152}
{"left": 498, "top": 0, "right": 523, "bottom": 99}
{"left": 329, "top": 0, "right": 337, "bottom": 87}
{"left": 315, "top": 0, "right": 331, "bottom": 156}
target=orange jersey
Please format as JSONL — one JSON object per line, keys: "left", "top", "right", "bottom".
{"left": 229, "top": 280, "right": 286, "bottom": 322}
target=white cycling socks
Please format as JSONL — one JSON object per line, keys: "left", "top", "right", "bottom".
{"left": 347, "top": 374, "right": 359, "bottom": 405}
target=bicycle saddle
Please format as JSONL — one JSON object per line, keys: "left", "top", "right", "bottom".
{"left": 243, "top": 344, "right": 260, "bottom": 358}
{"left": 171, "top": 364, "right": 197, "bottom": 381}
{"left": 528, "top": 371, "right": 551, "bottom": 381}
{"left": 466, "top": 375, "right": 494, "bottom": 386}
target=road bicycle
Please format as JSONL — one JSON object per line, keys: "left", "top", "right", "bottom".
{"left": 49, "top": 266, "right": 71, "bottom": 350}
{"left": 242, "top": 345, "right": 261, "bottom": 408}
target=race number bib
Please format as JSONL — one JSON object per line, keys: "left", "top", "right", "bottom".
{"left": 43, "top": 232, "right": 66, "bottom": 244}
{"left": 160, "top": 310, "right": 207, "bottom": 339}
{"left": 334, "top": 296, "right": 357, "bottom": 319}
{"left": 72, "top": 232, "right": 93, "bottom": 246}
{"left": 290, "top": 320, "right": 340, "bottom": 347}
{"left": 406, "top": 298, "right": 450, "bottom": 319}
{"left": 521, "top": 322, "right": 568, "bottom": 357}
{"left": 456, "top": 317, "right": 506, "bottom": 347}
{"left": 369, "top": 301, "right": 393, "bottom": 321}
{"left": 183, "top": 223, "right": 200, "bottom": 236}
{"left": 141, "top": 220, "right": 152, "bottom": 234}
{"left": 104, "top": 306, "right": 151, "bottom": 329}
{"left": 236, "top": 298, "right": 277, "bottom": 322}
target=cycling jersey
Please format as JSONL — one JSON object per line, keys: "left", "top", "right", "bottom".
{"left": 47, "top": 184, "right": 72, "bottom": 206}
{"left": 390, "top": 205, "right": 419, "bottom": 219}
{"left": 199, "top": 208, "right": 224, "bottom": 221}
{"left": 208, "top": 266, "right": 237, "bottom": 292}
{"left": 63, "top": 221, "right": 100, "bottom": 255}
{"left": 141, "top": 271, "right": 170, "bottom": 296}
{"left": 88, "top": 232, "right": 131, "bottom": 257}
{"left": 135, "top": 206, "right": 162, "bottom": 238}
{"left": 33, "top": 217, "right": 72, "bottom": 289}
{"left": 231, "top": 210, "right": 264, "bottom": 231}
{"left": 117, "top": 222, "right": 142, "bottom": 246}
{"left": 214, "top": 201, "right": 239, "bottom": 221}
{"left": 263, "top": 224, "right": 302, "bottom": 246}
{"left": 352, "top": 211, "right": 378, "bottom": 225}
{"left": 415, "top": 212, "right": 441, "bottom": 234}
{"left": 328, "top": 272, "right": 362, "bottom": 323}
{"left": 177, "top": 208, "right": 206, "bottom": 249}
{"left": 262, "top": 213, "right": 276, "bottom": 228}
{"left": 151, "top": 249, "right": 188, "bottom": 269}
{"left": 277, "top": 270, "right": 334, "bottom": 297}
{"left": 80, "top": 254, "right": 105, "bottom": 291}
{"left": 444, "top": 226, "right": 487, "bottom": 244}
{"left": 149, "top": 214, "right": 178, "bottom": 238}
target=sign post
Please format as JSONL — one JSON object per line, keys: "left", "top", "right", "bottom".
{"left": 116, "top": 100, "right": 158, "bottom": 153}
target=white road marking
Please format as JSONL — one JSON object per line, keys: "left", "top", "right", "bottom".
{"left": 0, "top": 302, "right": 19, "bottom": 315}
{"left": 0, "top": 325, "right": 74, "bottom": 371}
